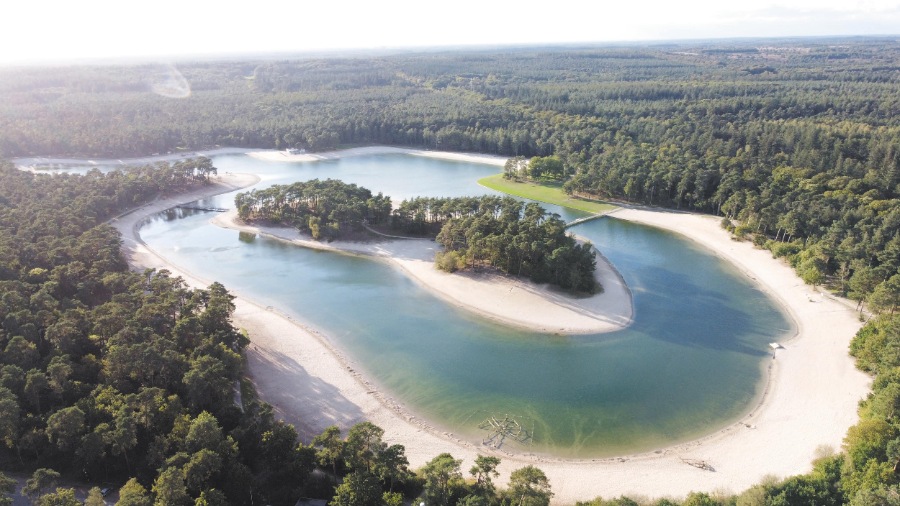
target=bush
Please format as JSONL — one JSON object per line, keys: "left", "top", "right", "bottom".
{"left": 435, "top": 251, "right": 464, "bottom": 272}
{"left": 720, "top": 217, "right": 735, "bottom": 232}
{"left": 767, "top": 240, "right": 802, "bottom": 259}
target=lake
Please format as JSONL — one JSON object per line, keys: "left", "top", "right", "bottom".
{"left": 136, "top": 153, "right": 793, "bottom": 457}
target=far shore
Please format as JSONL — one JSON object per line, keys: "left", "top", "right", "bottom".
{"left": 12, "top": 145, "right": 509, "bottom": 171}
{"left": 245, "top": 145, "right": 509, "bottom": 166}
{"left": 57, "top": 146, "right": 870, "bottom": 504}
{"left": 12, "top": 147, "right": 252, "bottom": 170}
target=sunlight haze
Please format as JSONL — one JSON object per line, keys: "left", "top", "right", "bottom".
{"left": 3, "top": 0, "right": 899, "bottom": 64}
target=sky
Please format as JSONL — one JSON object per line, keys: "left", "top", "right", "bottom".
{"left": 2, "top": 0, "right": 898, "bottom": 65}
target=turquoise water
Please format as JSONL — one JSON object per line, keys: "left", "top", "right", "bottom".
{"left": 137, "top": 153, "right": 792, "bottom": 457}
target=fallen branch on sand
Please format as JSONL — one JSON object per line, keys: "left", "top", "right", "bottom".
{"left": 680, "top": 457, "right": 715, "bottom": 472}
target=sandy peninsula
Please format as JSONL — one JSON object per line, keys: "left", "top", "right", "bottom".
{"left": 211, "top": 210, "right": 633, "bottom": 335}
{"left": 96, "top": 149, "right": 870, "bottom": 504}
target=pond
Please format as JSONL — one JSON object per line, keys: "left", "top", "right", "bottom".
{"left": 137, "top": 153, "right": 792, "bottom": 457}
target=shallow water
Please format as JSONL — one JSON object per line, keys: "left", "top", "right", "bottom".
{"left": 135, "top": 153, "right": 793, "bottom": 457}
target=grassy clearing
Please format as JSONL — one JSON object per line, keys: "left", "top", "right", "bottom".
{"left": 478, "top": 173, "right": 617, "bottom": 215}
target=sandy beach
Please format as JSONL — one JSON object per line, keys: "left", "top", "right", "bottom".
{"left": 12, "top": 147, "right": 251, "bottom": 171}
{"left": 99, "top": 151, "right": 871, "bottom": 504}
{"left": 246, "top": 145, "right": 509, "bottom": 167}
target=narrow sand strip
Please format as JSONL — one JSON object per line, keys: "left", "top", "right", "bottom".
{"left": 13, "top": 147, "right": 251, "bottom": 170}
{"left": 210, "top": 210, "right": 633, "bottom": 335}
{"left": 246, "top": 145, "right": 509, "bottom": 166}
{"left": 105, "top": 163, "right": 870, "bottom": 504}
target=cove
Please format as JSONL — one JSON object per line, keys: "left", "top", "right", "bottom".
{"left": 136, "top": 153, "right": 793, "bottom": 458}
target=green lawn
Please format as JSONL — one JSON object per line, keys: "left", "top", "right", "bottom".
{"left": 478, "top": 173, "right": 617, "bottom": 215}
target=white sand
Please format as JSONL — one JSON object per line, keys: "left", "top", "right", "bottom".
{"left": 107, "top": 160, "right": 871, "bottom": 504}
{"left": 211, "top": 211, "right": 633, "bottom": 335}
{"left": 246, "top": 145, "right": 509, "bottom": 166}
{"left": 13, "top": 147, "right": 251, "bottom": 170}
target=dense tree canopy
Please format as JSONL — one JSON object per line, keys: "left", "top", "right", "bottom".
{"left": 0, "top": 162, "right": 318, "bottom": 505}
{"left": 0, "top": 161, "right": 565, "bottom": 505}
{"left": 238, "top": 182, "right": 599, "bottom": 293}
{"left": 235, "top": 179, "right": 391, "bottom": 240}
{"left": 429, "top": 197, "right": 598, "bottom": 293}
{"left": 2, "top": 39, "right": 896, "bottom": 307}
{"left": 2, "top": 36, "right": 900, "bottom": 505}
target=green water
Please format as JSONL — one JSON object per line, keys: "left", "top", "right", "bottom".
{"left": 137, "top": 153, "right": 792, "bottom": 457}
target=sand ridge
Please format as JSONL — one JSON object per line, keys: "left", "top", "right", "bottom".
{"left": 99, "top": 150, "right": 870, "bottom": 504}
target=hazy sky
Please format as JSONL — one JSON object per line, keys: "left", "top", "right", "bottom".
{"left": 3, "top": 0, "right": 898, "bottom": 64}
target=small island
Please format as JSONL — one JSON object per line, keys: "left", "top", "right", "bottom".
{"left": 235, "top": 178, "right": 392, "bottom": 240}
{"left": 229, "top": 178, "right": 632, "bottom": 334}
{"left": 236, "top": 179, "right": 600, "bottom": 295}
{"left": 394, "top": 196, "right": 599, "bottom": 294}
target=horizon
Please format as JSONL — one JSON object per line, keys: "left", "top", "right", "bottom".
{"left": 3, "top": 0, "right": 898, "bottom": 66}
{"left": 3, "top": 34, "right": 899, "bottom": 68}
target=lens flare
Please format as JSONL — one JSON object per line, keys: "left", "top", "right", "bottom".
{"left": 149, "top": 64, "right": 191, "bottom": 98}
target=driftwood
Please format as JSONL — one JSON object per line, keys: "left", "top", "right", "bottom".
{"left": 680, "top": 457, "right": 715, "bottom": 472}
{"left": 478, "top": 414, "right": 532, "bottom": 449}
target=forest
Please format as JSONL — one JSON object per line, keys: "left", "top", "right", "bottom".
{"left": 0, "top": 163, "right": 558, "bottom": 505}
{"left": 234, "top": 179, "right": 392, "bottom": 240}
{"left": 1, "top": 39, "right": 896, "bottom": 308}
{"left": 0, "top": 36, "right": 899, "bottom": 504}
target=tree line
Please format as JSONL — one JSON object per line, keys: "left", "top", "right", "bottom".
{"left": 0, "top": 161, "right": 560, "bottom": 505}
{"left": 238, "top": 182, "right": 600, "bottom": 294}
{"left": 2, "top": 36, "right": 900, "bottom": 504}
{"left": 235, "top": 179, "right": 392, "bottom": 240}
{"left": 427, "top": 197, "right": 598, "bottom": 294}
{"left": 2, "top": 39, "right": 895, "bottom": 309}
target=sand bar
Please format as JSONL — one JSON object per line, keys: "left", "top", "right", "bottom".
{"left": 82, "top": 149, "right": 871, "bottom": 504}
{"left": 246, "top": 145, "right": 509, "bottom": 166}
{"left": 211, "top": 210, "right": 633, "bottom": 335}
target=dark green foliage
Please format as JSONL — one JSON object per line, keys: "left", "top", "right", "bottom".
{"left": 850, "top": 314, "right": 900, "bottom": 374}
{"left": 329, "top": 471, "right": 383, "bottom": 506}
{"left": 0, "top": 472, "right": 14, "bottom": 506}
{"left": 757, "top": 454, "right": 844, "bottom": 505}
{"left": 117, "top": 478, "right": 152, "bottom": 506}
{"left": 23, "top": 468, "right": 59, "bottom": 502}
{"left": 3, "top": 40, "right": 897, "bottom": 305}
{"left": 575, "top": 497, "right": 607, "bottom": 505}
{"left": 36, "top": 488, "right": 80, "bottom": 506}
{"left": 526, "top": 156, "right": 566, "bottom": 180}
{"left": 504, "top": 465, "right": 553, "bottom": 506}
{"left": 430, "top": 197, "right": 598, "bottom": 293}
{"left": 680, "top": 493, "right": 722, "bottom": 506}
{"left": 235, "top": 179, "right": 391, "bottom": 240}
{"left": 312, "top": 425, "right": 344, "bottom": 479}
{"left": 845, "top": 314, "right": 900, "bottom": 499}
{"left": 467, "top": 455, "right": 500, "bottom": 502}
{"left": 419, "top": 453, "right": 465, "bottom": 506}
{"left": 2, "top": 38, "right": 900, "bottom": 506}
{"left": 0, "top": 162, "right": 311, "bottom": 505}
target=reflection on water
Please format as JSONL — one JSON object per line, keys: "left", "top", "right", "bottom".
{"left": 137, "top": 153, "right": 793, "bottom": 457}
{"left": 238, "top": 231, "right": 257, "bottom": 243}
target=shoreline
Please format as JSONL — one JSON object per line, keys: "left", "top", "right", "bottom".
{"left": 12, "top": 147, "right": 252, "bottom": 170}
{"left": 96, "top": 151, "right": 870, "bottom": 503}
{"left": 245, "top": 145, "right": 509, "bottom": 166}
{"left": 210, "top": 210, "right": 634, "bottom": 335}
{"left": 12, "top": 145, "right": 509, "bottom": 171}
